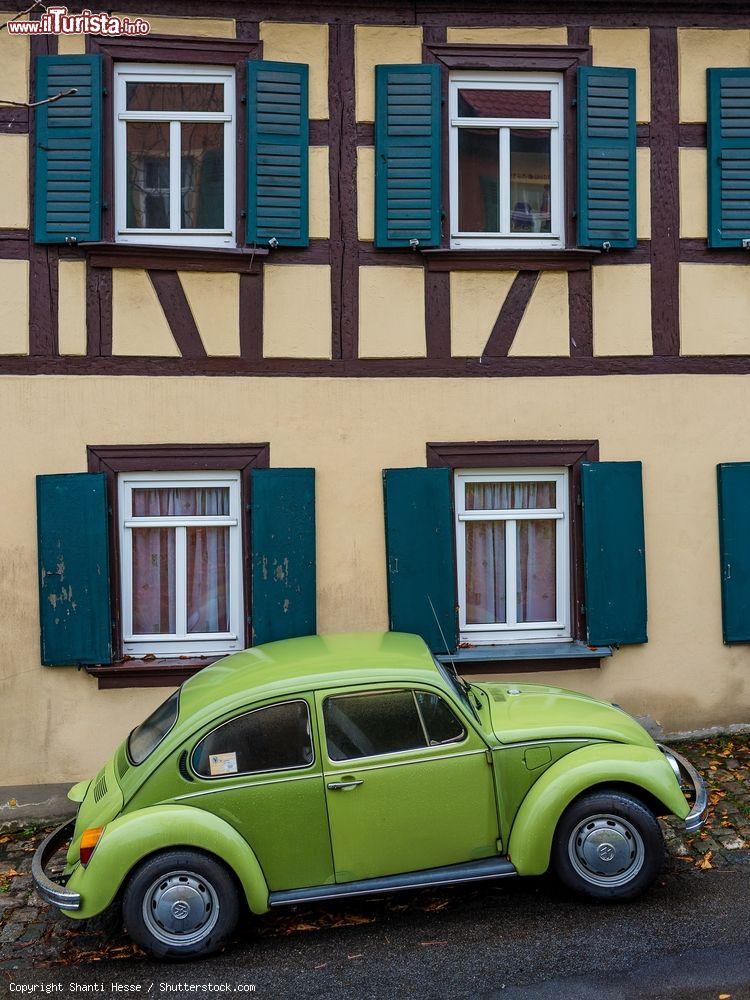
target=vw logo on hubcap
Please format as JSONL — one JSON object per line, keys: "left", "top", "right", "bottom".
{"left": 598, "top": 843, "right": 616, "bottom": 862}
{"left": 171, "top": 900, "right": 191, "bottom": 920}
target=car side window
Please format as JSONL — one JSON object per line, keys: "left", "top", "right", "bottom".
{"left": 415, "top": 692, "right": 466, "bottom": 745}
{"left": 323, "top": 690, "right": 425, "bottom": 761}
{"left": 192, "top": 700, "right": 313, "bottom": 778}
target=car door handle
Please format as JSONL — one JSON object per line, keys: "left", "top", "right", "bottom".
{"left": 327, "top": 778, "right": 364, "bottom": 791}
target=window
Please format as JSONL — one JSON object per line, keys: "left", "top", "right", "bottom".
{"left": 455, "top": 469, "right": 570, "bottom": 644}
{"left": 323, "top": 689, "right": 465, "bottom": 762}
{"left": 118, "top": 471, "right": 244, "bottom": 657}
{"left": 114, "top": 63, "right": 236, "bottom": 247}
{"left": 192, "top": 701, "right": 314, "bottom": 778}
{"left": 449, "top": 72, "right": 564, "bottom": 250}
{"left": 127, "top": 689, "right": 179, "bottom": 765}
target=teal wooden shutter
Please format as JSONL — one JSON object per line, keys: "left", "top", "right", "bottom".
{"left": 707, "top": 69, "right": 750, "bottom": 248}
{"left": 36, "top": 473, "right": 112, "bottom": 665}
{"left": 577, "top": 66, "right": 636, "bottom": 249}
{"left": 382, "top": 468, "right": 457, "bottom": 653}
{"left": 374, "top": 64, "right": 441, "bottom": 249}
{"left": 250, "top": 468, "right": 316, "bottom": 645}
{"left": 581, "top": 462, "right": 647, "bottom": 645}
{"left": 717, "top": 463, "right": 750, "bottom": 641}
{"left": 246, "top": 61, "right": 309, "bottom": 247}
{"left": 34, "top": 55, "right": 102, "bottom": 244}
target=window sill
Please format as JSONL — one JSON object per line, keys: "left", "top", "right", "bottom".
{"left": 86, "top": 656, "right": 223, "bottom": 689}
{"left": 77, "top": 242, "right": 268, "bottom": 274}
{"left": 421, "top": 248, "right": 599, "bottom": 272}
{"left": 438, "top": 640, "right": 611, "bottom": 675}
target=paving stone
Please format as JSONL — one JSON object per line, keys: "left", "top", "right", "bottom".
{"left": 0, "top": 922, "right": 24, "bottom": 943}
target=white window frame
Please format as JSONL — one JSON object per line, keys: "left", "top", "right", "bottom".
{"left": 118, "top": 470, "right": 244, "bottom": 657}
{"left": 454, "top": 468, "right": 570, "bottom": 644}
{"left": 449, "top": 71, "right": 564, "bottom": 250}
{"left": 114, "top": 63, "right": 236, "bottom": 248}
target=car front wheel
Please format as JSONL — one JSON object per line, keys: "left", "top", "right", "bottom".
{"left": 551, "top": 789, "right": 665, "bottom": 901}
{"left": 123, "top": 849, "right": 240, "bottom": 959}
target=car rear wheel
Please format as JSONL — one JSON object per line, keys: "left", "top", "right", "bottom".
{"left": 123, "top": 849, "right": 240, "bottom": 959}
{"left": 551, "top": 789, "right": 665, "bottom": 901}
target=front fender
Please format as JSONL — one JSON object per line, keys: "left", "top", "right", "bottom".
{"left": 507, "top": 743, "right": 689, "bottom": 876}
{"left": 62, "top": 805, "right": 269, "bottom": 919}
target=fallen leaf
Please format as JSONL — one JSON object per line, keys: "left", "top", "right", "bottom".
{"left": 422, "top": 898, "right": 450, "bottom": 912}
{"left": 698, "top": 851, "right": 714, "bottom": 870}
{"left": 719, "top": 993, "right": 731, "bottom": 999}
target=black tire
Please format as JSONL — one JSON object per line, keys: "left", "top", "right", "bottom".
{"left": 551, "top": 789, "right": 665, "bottom": 901}
{"left": 122, "top": 849, "right": 240, "bottom": 959}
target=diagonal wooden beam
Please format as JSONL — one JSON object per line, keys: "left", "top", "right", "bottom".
{"left": 148, "top": 270, "right": 207, "bottom": 359}
{"left": 482, "top": 270, "right": 539, "bottom": 358}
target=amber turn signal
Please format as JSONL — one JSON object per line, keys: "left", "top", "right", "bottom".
{"left": 79, "top": 827, "right": 104, "bottom": 866}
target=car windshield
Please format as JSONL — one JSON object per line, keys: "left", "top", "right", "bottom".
{"left": 434, "top": 656, "right": 477, "bottom": 718}
{"left": 127, "top": 689, "right": 180, "bottom": 765}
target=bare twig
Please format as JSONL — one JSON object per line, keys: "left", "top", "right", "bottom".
{"left": 0, "top": 1, "right": 48, "bottom": 33}
{"left": 0, "top": 87, "right": 78, "bottom": 109}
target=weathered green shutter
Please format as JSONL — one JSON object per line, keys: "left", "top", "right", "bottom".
{"left": 581, "top": 462, "right": 647, "bottom": 645}
{"left": 36, "top": 473, "right": 112, "bottom": 665}
{"left": 34, "top": 55, "right": 102, "bottom": 244}
{"left": 382, "top": 468, "right": 457, "bottom": 653}
{"left": 707, "top": 69, "right": 750, "bottom": 248}
{"left": 250, "top": 468, "right": 316, "bottom": 645}
{"left": 717, "top": 463, "right": 750, "bottom": 642}
{"left": 577, "top": 66, "right": 636, "bottom": 249}
{"left": 374, "top": 64, "right": 441, "bottom": 249}
{"left": 246, "top": 60, "right": 309, "bottom": 247}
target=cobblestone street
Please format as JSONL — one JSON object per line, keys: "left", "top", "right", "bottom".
{"left": 1, "top": 734, "right": 748, "bottom": 975}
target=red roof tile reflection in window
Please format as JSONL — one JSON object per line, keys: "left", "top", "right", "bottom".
{"left": 457, "top": 89, "right": 550, "bottom": 119}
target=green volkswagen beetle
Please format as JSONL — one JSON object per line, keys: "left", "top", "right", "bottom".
{"left": 34, "top": 632, "right": 706, "bottom": 959}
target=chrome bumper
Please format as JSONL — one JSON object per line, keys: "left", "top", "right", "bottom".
{"left": 32, "top": 818, "right": 81, "bottom": 910}
{"left": 663, "top": 746, "right": 708, "bottom": 832}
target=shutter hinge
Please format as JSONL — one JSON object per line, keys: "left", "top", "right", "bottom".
{"left": 579, "top": 602, "right": 586, "bottom": 616}
{"left": 240, "top": 94, "right": 247, "bottom": 103}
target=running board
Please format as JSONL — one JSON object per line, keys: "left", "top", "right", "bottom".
{"left": 268, "top": 856, "right": 517, "bottom": 907}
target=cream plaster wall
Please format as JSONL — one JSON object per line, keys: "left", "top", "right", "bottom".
{"left": 680, "top": 264, "right": 750, "bottom": 355}
{"left": 111, "top": 269, "right": 179, "bottom": 357}
{"left": 450, "top": 271, "right": 516, "bottom": 357}
{"left": 113, "top": 14, "right": 235, "bottom": 37}
{"left": 309, "top": 146, "right": 330, "bottom": 239}
{"left": 179, "top": 271, "right": 240, "bottom": 357}
{"left": 0, "top": 260, "right": 29, "bottom": 355}
{"left": 263, "top": 264, "right": 332, "bottom": 358}
{"left": 446, "top": 27, "right": 567, "bottom": 45}
{"left": 0, "top": 136, "right": 28, "bottom": 229}
{"left": 1, "top": 374, "right": 750, "bottom": 782}
{"left": 636, "top": 148, "right": 651, "bottom": 241}
{"left": 58, "top": 261, "right": 87, "bottom": 356}
{"left": 357, "top": 147, "right": 375, "bottom": 241}
{"left": 680, "top": 148, "right": 708, "bottom": 239}
{"left": 592, "top": 264, "right": 652, "bottom": 356}
{"left": 260, "top": 21, "right": 328, "bottom": 119}
{"left": 591, "top": 28, "right": 651, "bottom": 123}
{"left": 0, "top": 15, "right": 29, "bottom": 105}
{"left": 354, "top": 25, "right": 423, "bottom": 122}
{"left": 358, "top": 267, "right": 426, "bottom": 358}
{"left": 678, "top": 28, "right": 750, "bottom": 122}
{"left": 508, "top": 272, "right": 569, "bottom": 357}
{"left": 57, "top": 34, "right": 86, "bottom": 55}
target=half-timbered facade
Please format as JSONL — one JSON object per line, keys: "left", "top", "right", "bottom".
{"left": 1, "top": 0, "right": 750, "bottom": 787}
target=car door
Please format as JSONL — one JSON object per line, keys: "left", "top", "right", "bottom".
{"left": 183, "top": 694, "right": 334, "bottom": 892}
{"left": 316, "top": 685, "right": 500, "bottom": 883}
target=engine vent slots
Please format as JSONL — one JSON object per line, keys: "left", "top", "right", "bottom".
{"left": 116, "top": 747, "right": 129, "bottom": 781}
{"left": 92, "top": 770, "right": 108, "bottom": 803}
{"left": 178, "top": 750, "right": 194, "bottom": 782}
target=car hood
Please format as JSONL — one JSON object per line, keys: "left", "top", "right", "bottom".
{"left": 473, "top": 681, "right": 655, "bottom": 748}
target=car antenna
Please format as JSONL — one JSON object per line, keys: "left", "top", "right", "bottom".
{"left": 427, "top": 593, "right": 459, "bottom": 679}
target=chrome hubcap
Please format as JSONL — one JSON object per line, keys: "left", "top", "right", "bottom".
{"left": 142, "top": 870, "right": 219, "bottom": 946}
{"left": 568, "top": 814, "right": 645, "bottom": 887}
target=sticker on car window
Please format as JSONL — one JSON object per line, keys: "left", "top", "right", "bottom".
{"left": 209, "top": 752, "right": 238, "bottom": 776}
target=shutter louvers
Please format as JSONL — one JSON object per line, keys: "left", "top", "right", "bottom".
{"left": 250, "top": 468, "right": 316, "bottom": 645}
{"left": 247, "top": 60, "right": 309, "bottom": 247}
{"left": 36, "top": 473, "right": 112, "bottom": 665}
{"left": 580, "top": 462, "right": 647, "bottom": 646}
{"left": 382, "top": 467, "right": 457, "bottom": 653}
{"left": 577, "top": 66, "right": 636, "bottom": 249}
{"left": 34, "top": 55, "right": 102, "bottom": 244}
{"left": 708, "top": 69, "right": 750, "bottom": 248}
{"left": 374, "top": 64, "right": 441, "bottom": 249}
{"left": 717, "top": 463, "right": 750, "bottom": 642}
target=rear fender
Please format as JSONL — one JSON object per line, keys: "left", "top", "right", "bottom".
{"left": 63, "top": 804, "right": 269, "bottom": 919}
{"left": 507, "top": 743, "right": 689, "bottom": 876}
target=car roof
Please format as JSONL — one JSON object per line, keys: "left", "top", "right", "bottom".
{"left": 178, "top": 631, "right": 443, "bottom": 723}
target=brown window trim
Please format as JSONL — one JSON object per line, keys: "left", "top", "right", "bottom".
{"left": 86, "top": 33, "right": 261, "bottom": 250}
{"left": 420, "top": 248, "right": 598, "bottom": 272}
{"left": 423, "top": 42, "right": 591, "bottom": 252}
{"left": 426, "top": 439, "right": 599, "bottom": 672}
{"left": 78, "top": 242, "right": 267, "bottom": 274}
{"left": 86, "top": 442, "right": 270, "bottom": 689}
